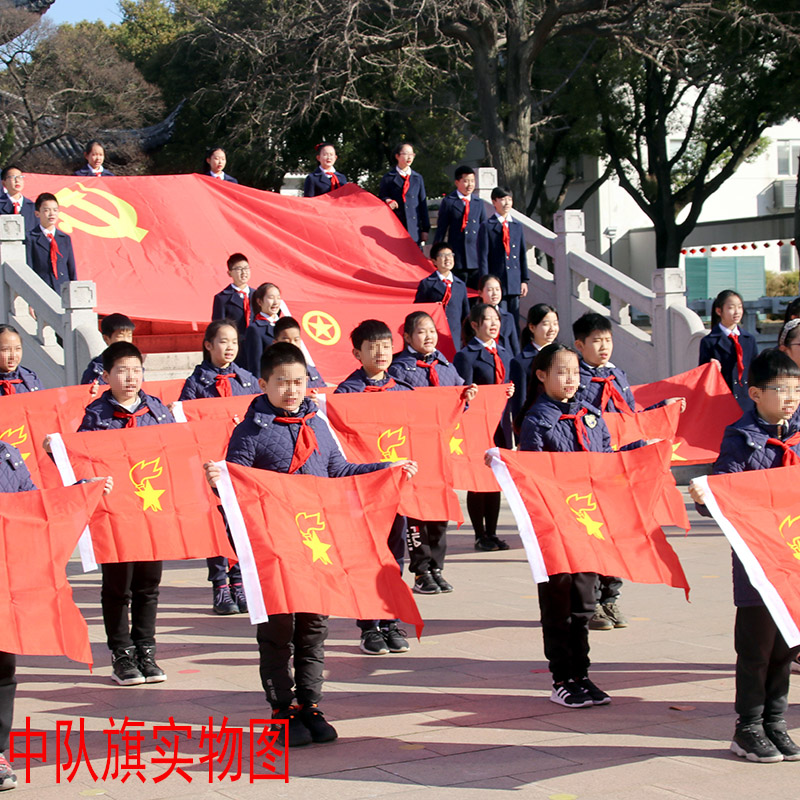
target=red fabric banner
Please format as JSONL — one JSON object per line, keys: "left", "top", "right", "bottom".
{"left": 632, "top": 363, "right": 741, "bottom": 464}
{"left": 499, "top": 441, "right": 690, "bottom": 594}
{"left": 323, "top": 387, "right": 464, "bottom": 523}
{"left": 449, "top": 384, "right": 508, "bottom": 492}
{"left": 224, "top": 463, "right": 423, "bottom": 636}
{"left": 54, "top": 422, "right": 234, "bottom": 563}
{"left": 604, "top": 402, "right": 682, "bottom": 451}
{"left": 0, "top": 482, "right": 105, "bottom": 664}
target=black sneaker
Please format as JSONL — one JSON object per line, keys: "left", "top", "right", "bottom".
{"left": 765, "top": 723, "right": 800, "bottom": 761}
{"left": 111, "top": 647, "right": 146, "bottom": 686}
{"left": 731, "top": 724, "right": 783, "bottom": 762}
{"left": 136, "top": 645, "right": 167, "bottom": 683}
{"left": 360, "top": 628, "right": 389, "bottom": 655}
{"left": 549, "top": 681, "right": 593, "bottom": 708}
{"left": 602, "top": 602, "right": 629, "bottom": 628}
{"left": 576, "top": 676, "right": 611, "bottom": 705}
{"left": 430, "top": 568, "right": 453, "bottom": 593}
{"left": 413, "top": 572, "right": 441, "bottom": 594}
{"left": 230, "top": 582, "right": 248, "bottom": 613}
{"left": 474, "top": 537, "right": 500, "bottom": 552}
{"left": 488, "top": 536, "right": 510, "bottom": 551}
{"left": 381, "top": 623, "right": 410, "bottom": 653}
{"left": 213, "top": 585, "right": 238, "bottom": 615}
{"left": 299, "top": 705, "right": 338, "bottom": 743}
{"left": 272, "top": 706, "right": 312, "bottom": 749}
{"left": 0, "top": 753, "right": 17, "bottom": 790}
{"left": 588, "top": 604, "right": 614, "bottom": 631}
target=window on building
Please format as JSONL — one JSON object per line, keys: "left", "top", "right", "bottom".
{"left": 777, "top": 141, "right": 800, "bottom": 176}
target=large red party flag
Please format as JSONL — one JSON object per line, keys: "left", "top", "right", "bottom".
{"left": 0, "top": 482, "right": 105, "bottom": 664}
{"left": 694, "top": 466, "right": 800, "bottom": 647}
{"left": 631, "top": 363, "right": 741, "bottom": 464}
{"left": 214, "top": 461, "right": 424, "bottom": 636}
{"left": 319, "top": 387, "right": 464, "bottom": 523}
{"left": 48, "top": 422, "right": 234, "bottom": 566}
{"left": 449, "top": 384, "right": 508, "bottom": 492}
{"left": 490, "top": 441, "right": 689, "bottom": 595}
{"left": 141, "top": 378, "right": 184, "bottom": 405}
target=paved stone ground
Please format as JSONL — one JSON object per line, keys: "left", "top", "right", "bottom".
{"left": 10, "top": 487, "right": 800, "bottom": 799}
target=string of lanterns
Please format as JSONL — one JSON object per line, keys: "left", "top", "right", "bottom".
{"left": 681, "top": 240, "right": 796, "bottom": 255}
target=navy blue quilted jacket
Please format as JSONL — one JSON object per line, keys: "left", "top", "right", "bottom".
{"left": 78, "top": 390, "right": 175, "bottom": 431}
{"left": 574, "top": 361, "right": 636, "bottom": 413}
{"left": 335, "top": 368, "right": 412, "bottom": 393}
{"left": 306, "top": 364, "right": 327, "bottom": 389}
{"left": 0, "top": 365, "right": 42, "bottom": 394}
{"left": 225, "top": 395, "right": 389, "bottom": 478}
{"left": 696, "top": 409, "right": 800, "bottom": 606}
{"left": 388, "top": 349, "right": 465, "bottom": 388}
{"left": 179, "top": 361, "right": 260, "bottom": 400}
{"left": 0, "top": 442, "right": 36, "bottom": 492}
{"left": 80, "top": 355, "right": 105, "bottom": 385}
{"left": 519, "top": 394, "right": 610, "bottom": 453}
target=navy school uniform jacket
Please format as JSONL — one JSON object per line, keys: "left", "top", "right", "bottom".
{"left": 335, "top": 368, "right": 413, "bottom": 393}
{"left": 378, "top": 169, "right": 430, "bottom": 244}
{"left": 695, "top": 409, "right": 800, "bottom": 607}
{"left": 574, "top": 361, "right": 636, "bottom": 413}
{"left": 477, "top": 216, "right": 529, "bottom": 296}
{"left": 78, "top": 390, "right": 175, "bottom": 431}
{"left": 80, "top": 355, "right": 105, "bottom": 386}
{"left": 509, "top": 342, "right": 541, "bottom": 420}
{"left": 74, "top": 165, "right": 115, "bottom": 177}
{"left": 179, "top": 361, "right": 260, "bottom": 401}
{"left": 433, "top": 191, "right": 486, "bottom": 274}
{"left": 207, "top": 172, "right": 238, "bottom": 183}
{"left": 0, "top": 365, "right": 42, "bottom": 395}
{"left": 26, "top": 228, "right": 76, "bottom": 293}
{"left": 698, "top": 324, "right": 757, "bottom": 412}
{"left": 306, "top": 364, "right": 327, "bottom": 389}
{"left": 497, "top": 306, "right": 520, "bottom": 356}
{"left": 225, "top": 395, "right": 389, "bottom": 478}
{"left": 0, "top": 441, "right": 36, "bottom": 492}
{"left": 243, "top": 318, "right": 275, "bottom": 377}
{"left": 519, "top": 394, "right": 610, "bottom": 454}
{"left": 0, "top": 194, "right": 37, "bottom": 237}
{"left": 303, "top": 167, "right": 348, "bottom": 197}
{"left": 388, "top": 348, "right": 464, "bottom": 388}
{"left": 414, "top": 273, "right": 469, "bottom": 347}
{"left": 211, "top": 285, "right": 254, "bottom": 337}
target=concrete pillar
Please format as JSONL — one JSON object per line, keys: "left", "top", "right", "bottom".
{"left": 553, "top": 210, "right": 587, "bottom": 321}
{"left": 651, "top": 267, "right": 687, "bottom": 378}
{"left": 61, "top": 281, "right": 103, "bottom": 385}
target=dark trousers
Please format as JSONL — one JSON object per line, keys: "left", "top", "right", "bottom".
{"left": 407, "top": 518, "right": 447, "bottom": 575}
{"left": 256, "top": 613, "right": 328, "bottom": 709}
{"left": 101, "top": 561, "right": 163, "bottom": 652}
{"left": 455, "top": 268, "right": 479, "bottom": 291}
{"left": 595, "top": 575, "right": 623, "bottom": 604}
{"left": 466, "top": 491, "right": 501, "bottom": 540}
{"left": 359, "top": 514, "right": 406, "bottom": 631}
{"left": 538, "top": 572, "right": 596, "bottom": 685}
{"left": 0, "top": 652, "right": 15, "bottom": 753}
{"left": 206, "top": 556, "right": 242, "bottom": 587}
{"left": 502, "top": 295, "right": 520, "bottom": 327}
{"left": 735, "top": 605, "right": 796, "bottom": 727}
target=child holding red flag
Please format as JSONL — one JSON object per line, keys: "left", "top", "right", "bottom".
{"left": 243, "top": 282, "right": 282, "bottom": 376}
{"left": 517, "top": 342, "right": 613, "bottom": 709}
{"left": 77, "top": 341, "right": 175, "bottom": 687}
{"left": 204, "top": 342, "right": 417, "bottom": 748}
{"left": 690, "top": 349, "right": 800, "bottom": 763}
{"left": 699, "top": 289, "right": 758, "bottom": 412}
{"left": 0, "top": 324, "right": 42, "bottom": 395}
{"left": 26, "top": 193, "right": 76, "bottom": 293}
{"left": 454, "top": 303, "right": 514, "bottom": 553}
{"left": 303, "top": 143, "right": 348, "bottom": 197}
{"left": 272, "top": 317, "right": 327, "bottom": 388}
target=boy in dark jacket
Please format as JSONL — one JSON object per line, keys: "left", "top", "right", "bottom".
{"left": 414, "top": 242, "right": 469, "bottom": 349}
{"left": 80, "top": 313, "right": 136, "bottom": 387}
{"left": 204, "top": 343, "right": 416, "bottom": 747}
{"left": 26, "top": 193, "right": 76, "bottom": 293}
{"left": 690, "top": 350, "right": 800, "bottom": 763}
{"left": 211, "top": 253, "right": 254, "bottom": 342}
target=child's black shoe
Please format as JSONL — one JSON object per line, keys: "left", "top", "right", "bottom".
{"left": 765, "top": 722, "right": 800, "bottom": 761}
{"left": 381, "top": 623, "right": 410, "bottom": 653}
{"left": 575, "top": 676, "right": 611, "bottom": 705}
{"left": 731, "top": 724, "right": 783, "bottom": 762}
{"left": 549, "top": 680, "right": 593, "bottom": 708}
{"left": 272, "top": 706, "right": 312, "bottom": 748}
{"left": 212, "top": 585, "right": 238, "bottom": 615}
{"left": 359, "top": 628, "right": 389, "bottom": 655}
{"left": 430, "top": 568, "right": 453, "bottom": 593}
{"left": 299, "top": 705, "right": 338, "bottom": 743}
{"left": 413, "top": 572, "right": 440, "bottom": 594}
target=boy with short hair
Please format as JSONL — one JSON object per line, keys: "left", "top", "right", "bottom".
{"left": 433, "top": 165, "right": 486, "bottom": 287}
{"left": 690, "top": 349, "right": 800, "bottom": 763}
{"left": 80, "top": 313, "right": 136, "bottom": 386}
{"left": 78, "top": 341, "right": 175, "bottom": 686}
{"left": 477, "top": 187, "right": 528, "bottom": 325}
{"left": 414, "top": 242, "right": 469, "bottom": 349}
{"left": 272, "top": 317, "right": 326, "bottom": 388}
{"left": 26, "top": 193, "right": 76, "bottom": 292}
{"left": 211, "top": 253, "right": 254, "bottom": 340}
{"left": 0, "top": 165, "right": 36, "bottom": 236}
{"left": 205, "top": 343, "right": 416, "bottom": 746}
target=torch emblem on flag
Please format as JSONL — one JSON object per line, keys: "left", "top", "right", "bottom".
{"left": 566, "top": 492, "right": 605, "bottom": 540}
{"left": 295, "top": 512, "right": 333, "bottom": 565}
{"left": 0, "top": 425, "right": 30, "bottom": 461}
{"left": 779, "top": 514, "right": 800, "bottom": 560}
{"left": 129, "top": 458, "right": 165, "bottom": 512}
{"left": 378, "top": 427, "right": 408, "bottom": 462}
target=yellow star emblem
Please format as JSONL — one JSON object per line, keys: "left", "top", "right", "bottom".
{"left": 134, "top": 479, "right": 165, "bottom": 512}
{"left": 449, "top": 435, "right": 463, "bottom": 455}
{"left": 582, "top": 516, "right": 605, "bottom": 539}
{"left": 301, "top": 310, "right": 341, "bottom": 345}
{"left": 303, "top": 532, "right": 332, "bottom": 564}
{"left": 671, "top": 442, "right": 687, "bottom": 462}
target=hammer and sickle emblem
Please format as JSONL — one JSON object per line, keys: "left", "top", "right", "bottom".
{"left": 56, "top": 183, "right": 148, "bottom": 243}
